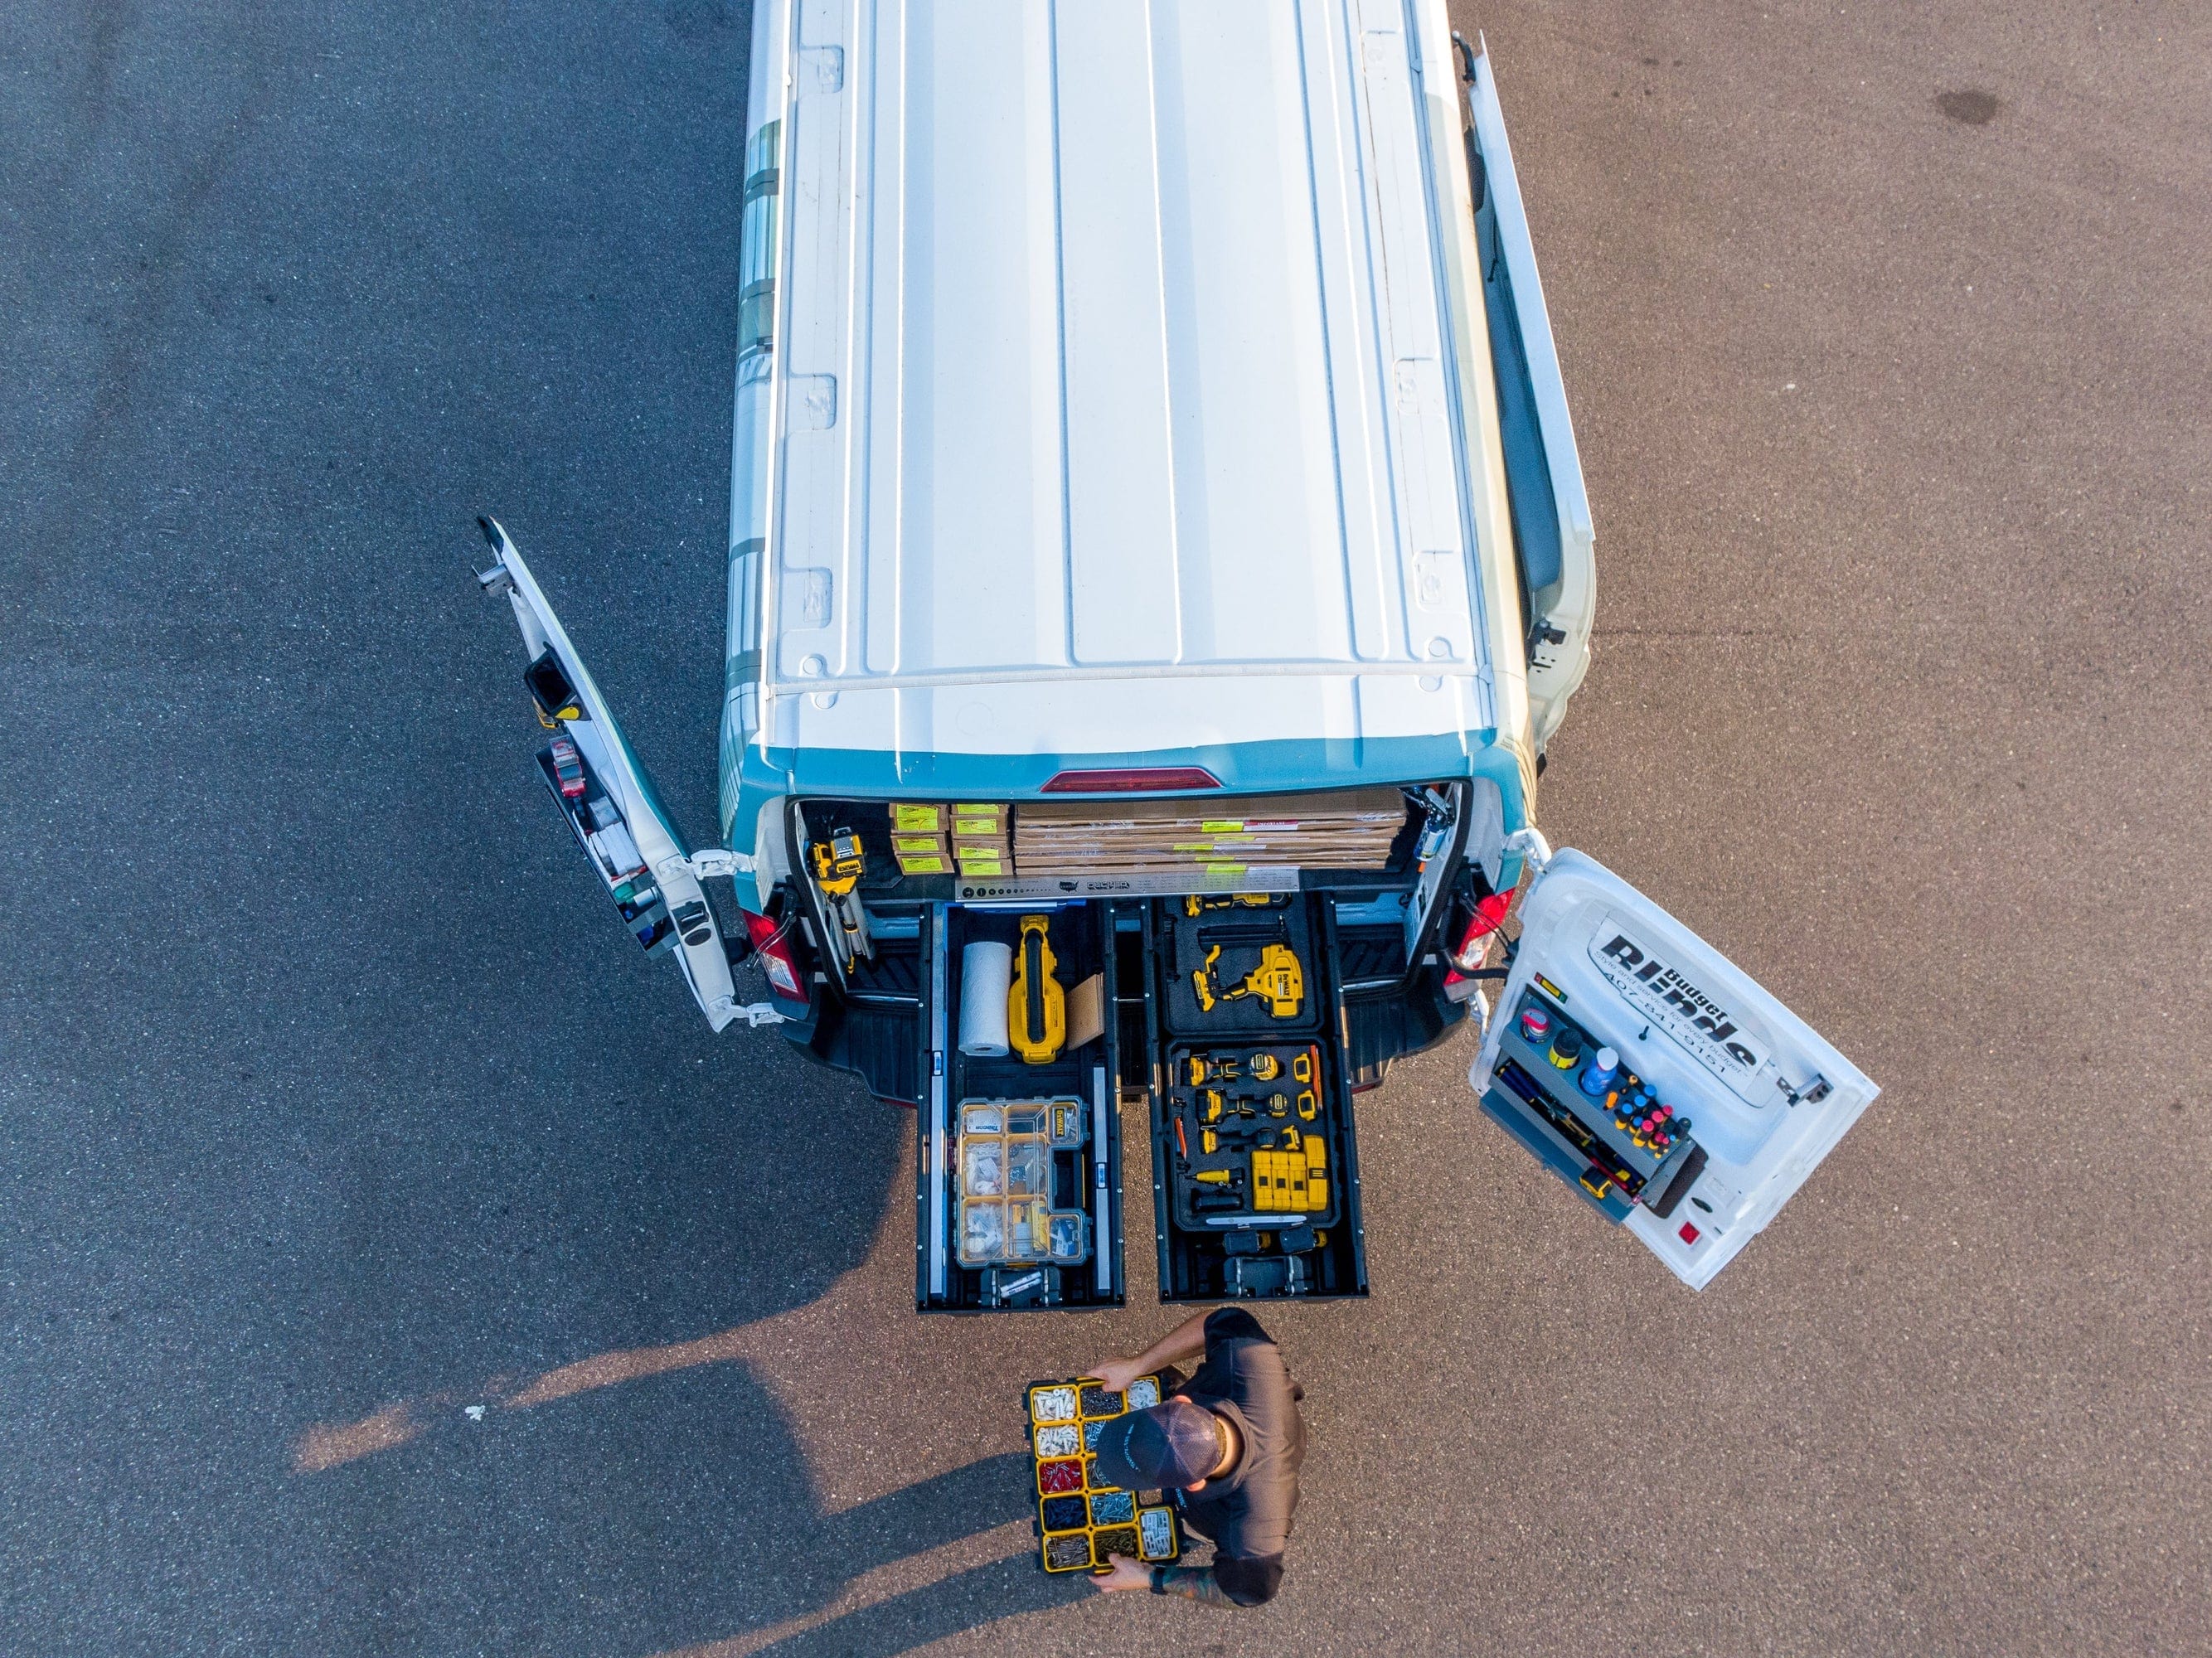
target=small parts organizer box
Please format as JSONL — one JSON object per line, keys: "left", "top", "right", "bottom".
{"left": 1026, "top": 1375, "right": 1181, "bottom": 1573}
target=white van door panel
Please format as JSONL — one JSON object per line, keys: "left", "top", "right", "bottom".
{"left": 1466, "top": 49, "right": 1596, "bottom": 752}
{"left": 478, "top": 518, "right": 768, "bottom": 1033}
{"left": 1471, "top": 849, "right": 1877, "bottom": 1287}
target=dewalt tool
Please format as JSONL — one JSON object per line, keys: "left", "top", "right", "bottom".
{"left": 1183, "top": 894, "right": 1281, "bottom": 917}
{"left": 808, "top": 827, "right": 874, "bottom": 965}
{"left": 1246, "top": 1053, "right": 1281, "bottom": 1082}
{"left": 1186, "top": 1054, "right": 1242, "bottom": 1085}
{"left": 1007, "top": 914, "right": 1065, "bottom": 1064}
{"left": 1191, "top": 943, "right": 1305, "bottom": 1018}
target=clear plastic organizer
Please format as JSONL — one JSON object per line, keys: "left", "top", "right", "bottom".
{"left": 955, "top": 1097, "right": 1091, "bottom": 1268}
{"left": 958, "top": 1197, "right": 1089, "bottom": 1268}
{"left": 958, "top": 1097, "right": 1088, "bottom": 1148}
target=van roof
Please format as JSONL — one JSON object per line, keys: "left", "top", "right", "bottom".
{"left": 749, "top": 0, "right": 1519, "bottom": 798}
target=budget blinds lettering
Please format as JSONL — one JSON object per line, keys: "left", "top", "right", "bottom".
{"left": 1588, "top": 918, "right": 1775, "bottom": 1105}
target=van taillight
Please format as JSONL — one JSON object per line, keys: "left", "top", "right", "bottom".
{"left": 746, "top": 909, "right": 808, "bottom": 1004}
{"left": 1040, "top": 766, "right": 1222, "bottom": 793}
{"left": 1451, "top": 890, "right": 1516, "bottom": 970}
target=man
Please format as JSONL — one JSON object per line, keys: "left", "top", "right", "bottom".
{"left": 1086, "top": 1307, "right": 1304, "bottom": 1607}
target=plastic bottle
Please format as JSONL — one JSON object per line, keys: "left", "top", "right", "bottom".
{"left": 1578, "top": 1046, "right": 1620, "bottom": 1098}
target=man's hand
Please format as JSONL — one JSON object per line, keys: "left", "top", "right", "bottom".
{"left": 1088, "top": 1356, "right": 1148, "bottom": 1395}
{"left": 1089, "top": 1554, "right": 1151, "bottom": 1593}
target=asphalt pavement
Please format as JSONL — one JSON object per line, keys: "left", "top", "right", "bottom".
{"left": 2, "top": 2, "right": 2206, "bottom": 1654}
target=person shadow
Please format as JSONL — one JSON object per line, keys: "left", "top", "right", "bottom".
{"left": 289, "top": 1334, "right": 1092, "bottom": 1657}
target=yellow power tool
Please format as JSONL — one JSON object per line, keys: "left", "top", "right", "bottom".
{"left": 1007, "top": 914, "right": 1065, "bottom": 1064}
{"left": 1183, "top": 894, "right": 1281, "bottom": 917}
{"left": 1192, "top": 943, "right": 1305, "bottom": 1018}
{"left": 808, "top": 827, "right": 872, "bottom": 964}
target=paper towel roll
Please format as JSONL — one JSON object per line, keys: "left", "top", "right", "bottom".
{"left": 958, "top": 942, "right": 1013, "bottom": 1057}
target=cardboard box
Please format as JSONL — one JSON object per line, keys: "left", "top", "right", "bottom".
{"left": 891, "top": 803, "right": 948, "bottom": 834}
{"left": 951, "top": 802, "right": 1009, "bottom": 836}
{"left": 895, "top": 848, "right": 953, "bottom": 875}
{"left": 955, "top": 848, "right": 1010, "bottom": 876}
{"left": 890, "top": 833, "right": 949, "bottom": 856}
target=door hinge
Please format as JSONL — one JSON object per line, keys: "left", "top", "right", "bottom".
{"left": 1501, "top": 827, "right": 1554, "bottom": 875}
{"left": 664, "top": 848, "right": 754, "bottom": 880}
{"left": 716, "top": 998, "right": 789, "bottom": 1029}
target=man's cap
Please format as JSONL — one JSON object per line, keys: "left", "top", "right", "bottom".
{"left": 1091, "top": 1400, "right": 1221, "bottom": 1491}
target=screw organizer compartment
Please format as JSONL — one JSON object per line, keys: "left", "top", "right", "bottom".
{"left": 953, "top": 1096, "right": 1091, "bottom": 1269}
{"left": 1026, "top": 1376, "right": 1181, "bottom": 1573}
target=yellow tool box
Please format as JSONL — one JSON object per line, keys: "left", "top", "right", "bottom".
{"left": 1026, "top": 1378, "right": 1181, "bottom": 1573}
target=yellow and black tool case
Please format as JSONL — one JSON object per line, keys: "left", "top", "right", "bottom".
{"left": 1025, "top": 1376, "right": 1183, "bottom": 1573}
{"left": 1144, "top": 894, "right": 1370, "bottom": 1304}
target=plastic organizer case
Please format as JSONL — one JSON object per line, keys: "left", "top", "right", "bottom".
{"left": 1026, "top": 1375, "right": 1179, "bottom": 1573}
{"left": 956, "top": 1098, "right": 1090, "bottom": 1269}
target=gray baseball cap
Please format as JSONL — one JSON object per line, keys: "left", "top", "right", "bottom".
{"left": 1091, "top": 1400, "right": 1223, "bottom": 1491}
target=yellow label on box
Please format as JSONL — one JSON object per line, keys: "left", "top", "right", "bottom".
{"left": 891, "top": 804, "right": 947, "bottom": 833}
{"left": 897, "top": 851, "right": 953, "bottom": 875}
{"left": 1200, "top": 821, "right": 1244, "bottom": 833}
{"left": 890, "top": 834, "right": 948, "bottom": 855}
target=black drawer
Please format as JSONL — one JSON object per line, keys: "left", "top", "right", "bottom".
{"left": 1144, "top": 895, "right": 1368, "bottom": 1302}
{"left": 915, "top": 901, "right": 1127, "bottom": 1312}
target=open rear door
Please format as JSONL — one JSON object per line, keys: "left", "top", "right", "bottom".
{"left": 1465, "top": 46, "right": 1596, "bottom": 753}
{"left": 478, "top": 518, "right": 769, "bottom": 1032}
{"left": 1472, "top": 849, "right": 1876, "bottom": 1287}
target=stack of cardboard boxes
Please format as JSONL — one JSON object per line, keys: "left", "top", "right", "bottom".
{"left": 890, "top": 804, "right": 953, "bottom": 876}
{"left": 949, "top": 802, "right": 1011, "bottom": 878}
{"left": 1011, "top": 790, "right": 1407, "bottom": 877}
{"left": 889, "top": 802, "right": 1014, "bottom": 879}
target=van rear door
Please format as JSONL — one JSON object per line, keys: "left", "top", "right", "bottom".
{"left": 478, "top": 519, "right": 775, "bottom": 1032}
{"left": 1470, "top": 849, "right": 1877, "bottom": 1287}
{"left": 1466, "top": 47, "right": 1596, "bottom": 752}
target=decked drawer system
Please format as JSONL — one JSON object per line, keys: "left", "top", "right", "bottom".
{"left": 907, "top": 890, "right": 1385, "bottom": 1311}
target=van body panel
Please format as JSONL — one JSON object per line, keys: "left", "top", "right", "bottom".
{"left": 722, "top": 0, "right": 1529, "bottom": 847}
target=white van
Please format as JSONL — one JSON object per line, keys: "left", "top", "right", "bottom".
{"left": 478, "top": 2, "right": 1875, "bottom": 1307}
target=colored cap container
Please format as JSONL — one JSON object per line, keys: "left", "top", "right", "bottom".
{"left": 1579, "top": 1046, "right": 1620, "bottom": 1097}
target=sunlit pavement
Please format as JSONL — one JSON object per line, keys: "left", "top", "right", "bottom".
{"left": 2, "top": 2, "right": 2206, "bottom": 1654}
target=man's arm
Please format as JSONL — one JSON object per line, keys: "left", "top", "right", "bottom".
{"left": 1090, "top": 1310, "right": 1214, "bottom": 1394}
{"left": 1148, "top": 1564, "right": 1244, "bottom": 1607}
{"left": 1092, "top": 1556, "right": 1279, "bottom": 1607}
